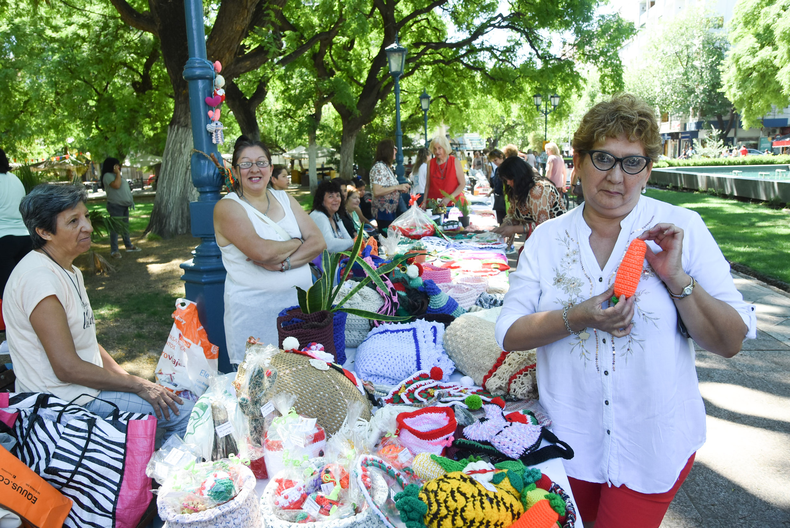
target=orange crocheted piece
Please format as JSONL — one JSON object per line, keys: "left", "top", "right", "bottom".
{"left": 510, "top": 499, "right": 560, "bottom": 528}
{"left": 613, "top": 238, "right": 647, "bottom": 299}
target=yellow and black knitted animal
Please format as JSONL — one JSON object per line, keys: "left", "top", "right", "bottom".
{"left": 395, "top": 461, "right": 543, "bottom": 528}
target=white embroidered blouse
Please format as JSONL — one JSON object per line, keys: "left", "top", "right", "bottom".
{"left": 495, "top": 196, "right": 756, "bottom": 494}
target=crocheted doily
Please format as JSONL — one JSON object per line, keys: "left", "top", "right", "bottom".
{"left": 482, "top": 349, "right": 537, "bottom": 399}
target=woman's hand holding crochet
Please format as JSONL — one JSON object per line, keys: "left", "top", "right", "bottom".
{"left": 639, "top": 223, "right": 689, "bottom": 295}
{"left": 570, "top": 286, "right": 636, "bottom": 338}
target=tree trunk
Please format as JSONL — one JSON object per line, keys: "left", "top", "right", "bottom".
{"left": 145, "top": 100, "right": 197, "bottom": 237}
{"left": 338, "top": 126, "right": 360, "bottom": 181}
{"left": 715, "top": 107, "right": 736, "bottom": 142}
{"left": 224, "top": 82, "right": 262, "bottom": 141}
{"left": 308, "top": 133, "right": 318, "bottom": 193}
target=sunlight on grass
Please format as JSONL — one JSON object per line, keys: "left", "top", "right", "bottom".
{"left": 645, "top": 188, "right": 790, "bottom": 284}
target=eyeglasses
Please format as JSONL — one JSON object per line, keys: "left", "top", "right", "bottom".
{"left": 581, "top": 150, "right": 651, "bottom": 175}
{"left": 237, "top": 160, "right": 270, "bottom": 169}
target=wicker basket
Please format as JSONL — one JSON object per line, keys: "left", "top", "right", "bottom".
{"left": 259, "top": 464, "right": 389, "bottom": 528}
{"left": 266, "top": 351, "right": 372, "bottom": 436}
{"left": 158, "top": 465, "right": 260, "bottom": 528}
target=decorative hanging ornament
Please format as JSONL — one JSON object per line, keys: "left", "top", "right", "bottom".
{"left": 205, "top": 61, "right": 226, "bottom": 144}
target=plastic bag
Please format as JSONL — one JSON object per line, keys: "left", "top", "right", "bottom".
{"left": 263, "top": 394, "right": 327, "bottom": 477}
{"left": 157, "top": 458, "right": 246, "bottom": 515}
{"left": 377, "top": 434, "right": 414, "bottom": 470}
{"left": 387, "top": 201, "right": 435, "bottom": 239}
{"left": 155, "top": 299, "right": 220, "bottom": 401}
{"left": 146, "top": 434, "right": 203, "bottom": 485}
{"left": 183, "top": 373, "right": 245, "bottom": 462}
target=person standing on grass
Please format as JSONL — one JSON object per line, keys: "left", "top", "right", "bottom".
{"left": 101, "top": 157, "right": 140, "bottom": 258}
{"left": 1, "top": 147, "right": 33, "bottom": 301}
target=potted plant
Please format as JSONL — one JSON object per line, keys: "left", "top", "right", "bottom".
{"left": 278, "top": 235, "right": 412, "bottom": 363}
{"left": 441, "top": 190, "right": 471, "bottom": 227}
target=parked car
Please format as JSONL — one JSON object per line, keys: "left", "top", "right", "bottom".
{"left": 745, "top": 148, "right": 767, "bottom": 156}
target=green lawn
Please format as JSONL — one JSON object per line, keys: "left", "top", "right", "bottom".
{"left": 645, "top": 188, "right": 790, "bottom": 284}
{"left": 88, "top": 200, "right": 153, "bottom": 237}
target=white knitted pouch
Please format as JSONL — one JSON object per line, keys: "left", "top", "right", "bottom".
{"left": 437, "top": 282, "right": 483, "bottom": 310}
{"left": 338, "top": 282, "right": 385, "bottom": 348}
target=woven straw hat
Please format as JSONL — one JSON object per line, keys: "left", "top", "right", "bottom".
{"left": 267, "top": 351, "right": 372, "bottom": 436}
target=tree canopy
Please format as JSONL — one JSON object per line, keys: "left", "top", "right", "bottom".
{"left": 722, "top": 0, "right": 790, "bottom": 128}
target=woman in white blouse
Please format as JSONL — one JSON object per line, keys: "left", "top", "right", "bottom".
{"left": 309, "top": 180, "right": 354, "bottom": 253}
{"left": 495, "top": 94, "right": 755, "bottom": 528}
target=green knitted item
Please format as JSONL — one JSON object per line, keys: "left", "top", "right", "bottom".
{"left": 429, "top": 454, "right": 481, "bottom": 474}
{"left": 465, "top": 394, "right": 483, "bottom": 410}
{"left": 547, "top": 492, "right": 566, "bottom": 516}
{"left": 395, "top": 484, "right": 428, "bottom": 528}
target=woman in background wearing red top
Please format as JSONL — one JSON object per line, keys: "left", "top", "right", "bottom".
{"left": 422, "top": 132, "right": 465, "bottom": 209}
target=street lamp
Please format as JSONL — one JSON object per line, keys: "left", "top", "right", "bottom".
{"left": 420, "top": 89, "right": 431, "bottom": 148}
{"left": 385, "top": 37, "right": 408, "bottom": 181}
{"left": 534, "top": 93, "right": 560, "bottom": 142}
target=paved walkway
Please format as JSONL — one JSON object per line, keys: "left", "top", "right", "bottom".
{"left": 661, "top": 272, "right": 790, "bottom": 527}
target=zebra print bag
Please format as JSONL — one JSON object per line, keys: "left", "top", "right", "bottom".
{"left": 0, "top": 392, "right": 156, "bottom": 528}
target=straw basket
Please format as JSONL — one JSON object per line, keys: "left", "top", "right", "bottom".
{"left": 266, "top": 351, "right": 372, "bottom": 436}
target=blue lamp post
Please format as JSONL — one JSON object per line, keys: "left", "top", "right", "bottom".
{"left": 420, "top": 89, "right": 431, "bottom": 148}
{"left": 180, "top": 0, "right": 230, "bottom": 372}
{"left": 385, "top": 38, "right": 408, "bottom": 181}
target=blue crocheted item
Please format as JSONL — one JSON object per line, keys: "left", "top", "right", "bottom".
{"left": 332, "top": 309, "right": 348, "bottom": 365}
{"left": 355, "top": 319, "right": 456, "bottom": 385}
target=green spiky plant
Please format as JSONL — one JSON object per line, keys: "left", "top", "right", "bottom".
{"left": 440, "top": 190, "right": 470, "bottom": 217}
{"left": 16, "top": 165, "right": 40, "bottom": 194}
{"left": 295, "top": 234, "right": 412, "bottom": 322}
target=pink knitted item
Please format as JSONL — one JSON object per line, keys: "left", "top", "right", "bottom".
{"left": 438, "top": 283, "right": 483, "bottom": 310}
{"left": 396, "top": 407, "right": 457, "bottom": 456}
{"left": 421, "top": 263, "right": 452, "bottom": 284}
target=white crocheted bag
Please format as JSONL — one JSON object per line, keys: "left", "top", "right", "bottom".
{"left": 437, "top": 282, "right": 484, "bottom": 310}
{"left": 157, "top": 465, "right": 260, "bottom": 528}
{"left": 338, "top": 282, "right": 385, "bottom": 348}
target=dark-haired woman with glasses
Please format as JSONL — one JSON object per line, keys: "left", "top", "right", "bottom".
{"left": 213, "top": 136, "right": 326, "bottom": 365}
{"left": 496, "top": 94, "right": 755, "bottom": 528}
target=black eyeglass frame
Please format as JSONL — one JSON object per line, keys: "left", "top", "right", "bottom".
{"left": 236, "top": 160, "right": 271, "bottom": 169}
{"left": 578, "top": 150, "right": 652, "bottom": 175}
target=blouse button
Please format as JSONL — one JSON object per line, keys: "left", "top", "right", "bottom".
{"left": 599, "top": 277, "right": 603, "bottom": 282}
{"left": 602, "top": 338, "right": 607, "bottom": 344}
{"left": 605, "top": 400, "right": 609, "bottom": 405}
{"left": 607, "top": 429, "right": 611, "bottom": 435}
{"left": 604, "top": 370, "right": 609, "bottom": 376}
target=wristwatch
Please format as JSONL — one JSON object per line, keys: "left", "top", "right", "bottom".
{"left": 667, "top": 276, "right": 695, "bottom": 299}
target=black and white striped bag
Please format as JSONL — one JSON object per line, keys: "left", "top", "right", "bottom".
{"left": 0, "top": 392, "right": 157, "bottom": 528}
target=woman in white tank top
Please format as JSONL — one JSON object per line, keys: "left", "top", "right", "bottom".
{"left": 213, "top": 137, "right": 326, "bottom": 364}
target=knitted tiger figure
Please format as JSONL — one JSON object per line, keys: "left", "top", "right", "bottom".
{"left": 395, "top": 459, "right": 563, "bottom": 528}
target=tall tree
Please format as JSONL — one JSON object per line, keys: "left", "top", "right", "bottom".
{"left": 0, "top": 0, "right": 171, "bottom": 161}
{"left": 108, "top": 0, "right": 337, "bottom": 237}
{"left": 722, "top": 0, "right": 790, "bottom": 128}
{"left": 305, "top": 0, "right": 633, "bottom": 178}
{"left": 626, "top": 7, "right": 735, "bottom": 138}
{"left": 625, "top": 5, "right": 736, "bottom": 140}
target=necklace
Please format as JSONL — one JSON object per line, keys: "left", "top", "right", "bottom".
{"left": 39, "top": 247, "right": 94, "bottom": 329}
{"left": 242, "top": 190, "right": 271, "bottom": 216}
{"left": 433, "top": 156, "right": 452, "bottom": 181}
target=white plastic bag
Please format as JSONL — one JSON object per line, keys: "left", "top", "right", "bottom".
{"left": 155, "top": 299, "right": 219, "bottom": 401}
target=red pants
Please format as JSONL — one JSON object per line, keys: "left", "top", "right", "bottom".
{"left": 568, "top": 453, "right": 695, "bottom": 528}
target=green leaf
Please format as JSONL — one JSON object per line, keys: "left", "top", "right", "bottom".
{"left": 305, "top": 279, "right": 326, "bottom": 313}
{"left": 340, "top": 234, "right": 365, "bottom": 283}
{"left": 296, "top": 285, "right": 308, "bottom": 310}
{"left": 340, "top": 307, "right": 411, "bottom": 322}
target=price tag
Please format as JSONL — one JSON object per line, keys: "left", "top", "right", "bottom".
{"left": 299, "top": 416, "right": 317, "bottom": 432}
{"left": 321, "top": 482, "right": 335, "bottom": 495}
{"left": 215, "top": 422, "right": 234, "bottom": 438}
{"left": 390, "top": 488, "right": 398, "bottom": 502}
{"left": 290, "top": 433, "right": 307, "bottom": 448}
{"left": 302, "top": 496, "right": 321, "bottom": 517}
{"left": 164, "top": 448, "right": 186, "bottom": 465}
{"left": 260, "top": 402, "right": 275, "bottom": 417}
{"left": 397, "top": 448, "right": 412, "bottom": 464}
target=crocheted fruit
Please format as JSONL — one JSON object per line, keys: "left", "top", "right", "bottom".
{"left": 612, "top": 238, "right": 646, "bottom": 303}
{"left": 511, "top": 487, "right": 566, "bottom": 528}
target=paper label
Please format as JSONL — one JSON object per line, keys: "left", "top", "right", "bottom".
{"left": 290, "top": 433, "right": 307, "bottom": 448}
{"left": 164, "top": 448, "right": 187, "bottom": 465}
{"left": 321, "top": 482, "right": 335, "bottom": 495}
{"left": 397, "top": 447, "right": 412, "bottom": 464}
{"left": 215, "top": 421, "right": 234, "bottom": 438}
{"left": 261, "top": 401, "right": 275, "bottom": 417}
{"left": 390, "top": 488, "right": 398, "bottom": 502}
{"left": 303, "top": 496, "right": 321, "bottom": 517}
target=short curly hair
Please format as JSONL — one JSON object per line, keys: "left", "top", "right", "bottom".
{"left": 572, "top": 93, "right": 662, "bottom": 162}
